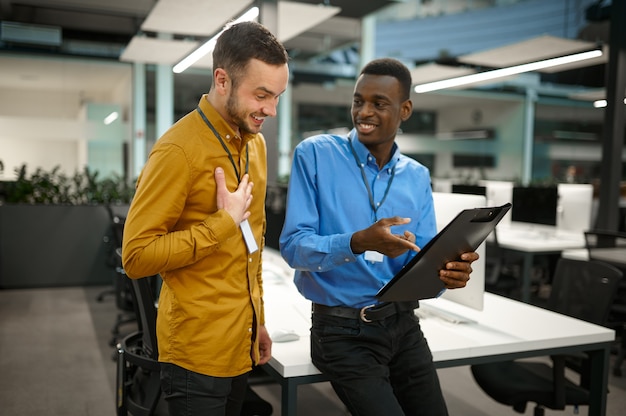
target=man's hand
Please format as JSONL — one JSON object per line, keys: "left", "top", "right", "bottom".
{"left": 215, "top": 167, "right": 253, "bottom": 226}
{"left": 439, "top": 251, "right": 479, "bottom": 289}
{"left": 350, "top": 217, "right": 420, "bottom": 258}
{"left": 256, "top": 325, "right": 272, "bottom": 365}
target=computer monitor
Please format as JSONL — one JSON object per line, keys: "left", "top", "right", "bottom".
{"left": 511, "top": 186, "right": 559, "bottom": 227}
{"left": 451, "top": 184, "right": 487, "bottom": 196}
{"left": 432, "top": 192, "right": 487, "bottom": 311}
{"left": 556, "top": 183, "right": 594, "bottom": 233}
{"left": 478, "top": 180, "right": 514, "bottom": 226}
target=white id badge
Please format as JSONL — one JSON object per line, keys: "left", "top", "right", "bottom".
{"left": 240, "top": 219, "right": 258, "bottom": 254}
{"left": 364, "top": 250, "right": 384, "bottom": 262}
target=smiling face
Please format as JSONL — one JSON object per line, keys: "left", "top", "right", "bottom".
{"left": 222, "top": 58, "right": 289, "bottom": 135}
{"left": 351, "top": 73, "right": 412, "bottom": 165}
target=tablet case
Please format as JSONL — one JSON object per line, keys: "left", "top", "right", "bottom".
{"left": 376, "top": 203, "right": 512, "bottom": 302}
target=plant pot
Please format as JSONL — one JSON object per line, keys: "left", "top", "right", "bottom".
{"left": 0, "top": 204, "right": 115, "bottom": 288}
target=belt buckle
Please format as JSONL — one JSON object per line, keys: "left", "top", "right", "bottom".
{"left": 359, "top": 304, "right": 376, "bottom": 322}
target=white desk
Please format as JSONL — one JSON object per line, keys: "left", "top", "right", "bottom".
{"left": 495, "top": 224, "right": 586, "bottom": 302}
{"left": 261, "top": 249, "right": 614, "bottom": 416}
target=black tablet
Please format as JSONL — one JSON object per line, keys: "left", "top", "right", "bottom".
{"left": 376, "top": 203, "right": 512, "bottom": 302}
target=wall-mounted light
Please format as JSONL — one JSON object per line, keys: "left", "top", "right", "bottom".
{"left": 414, "top": 49, "right": 603, "bottom": 93}
{"left": 593, "top": 98, "right": 626, "bottom": 108}
{"left": 103, "top": 111, "right": 119, "bottom": 125}
{"left": 173, "top": 6, "right": 259, "bottom": 74}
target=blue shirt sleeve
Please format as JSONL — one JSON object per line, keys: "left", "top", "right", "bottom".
{"left": 279, "top": 137, "right": 358, "bottom": 272}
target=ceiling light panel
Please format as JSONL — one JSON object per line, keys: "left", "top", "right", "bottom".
{"left": 410, "top": 63, "right": 476, "bottom": 85}
{"left": 141, "top": 0, "right": 254, "bottom": 36}
{"left": 277, "top": 1, "right": 340, "bottom": 42}
{"left": 188, "top": 1, "right": 342, "bottom": 70}
{"left": 458, "top": 35, "right": 603, "bottom": 69}
{"left": 120, "top": 37, "right": 200, "bottom": 65}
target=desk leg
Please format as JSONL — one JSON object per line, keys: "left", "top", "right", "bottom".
{"left": 587, "top": 345, "right": 610, "bottom": 416}
{"left": 260, "top": 364, "right": 329, "bottom": 416}
{"left": 282, "top": 379, "right": 298, "bottom": 416}
{"left": 520, "top": 252, "right": 533, "bottom": 303}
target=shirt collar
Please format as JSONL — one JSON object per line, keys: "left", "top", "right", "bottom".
{"left": 348, "top": 128, "right": 400, "bottom": 170}
{"left": 198, "top": 94, "right": 258, "bottom": 145}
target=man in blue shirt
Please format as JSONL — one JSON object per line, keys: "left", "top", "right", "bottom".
{"left": 279, "top": 58, "right": 479, "bottom": 415}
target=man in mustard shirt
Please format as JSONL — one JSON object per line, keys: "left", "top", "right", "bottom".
{"left": 122, "top": 21, "right": 289, "bottom": 416}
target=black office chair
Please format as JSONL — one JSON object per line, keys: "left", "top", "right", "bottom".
{"left": 98, "top": 205, "right": 129, "bottom": 302}
{"left": 109, "top": 243, "right": 137, "bottom": 347}
{"left": 585, "top": 229, "right": 626, "bottom": 376}
{"left": 114, "top": 249, "right": 272, "bottom": 416}
{"left": 116, "top": 250, "right": 161, "bottom": 416}
{"left": 100, "top": 207, "right": 138, "bottom": 347}
{"left": 471, "top": 258, "right": 622, "bottom": 416}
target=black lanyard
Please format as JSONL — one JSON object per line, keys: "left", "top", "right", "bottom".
{"left": 196, "top": 106, "right": 249, "bottom": 182}
{"left": 347, "top": 134, "right": 396, "bottom": 222}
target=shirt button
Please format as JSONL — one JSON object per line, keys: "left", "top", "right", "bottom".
{"left": 226, "top": 134, "right": 231, "bottom": 139}
{"left": 344, "top": 258, "right": 350, "bottom": 262}
{"left": 249, "top": 257, "right": 252, "bottom": 262}
{"left": 248, "top": 328, "right": 252, "bottom": 332}
{"left": 318, "top": 266, "right": 322, "bottom": 270}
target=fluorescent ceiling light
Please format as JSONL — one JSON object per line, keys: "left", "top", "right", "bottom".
{"left": 414, "top": 49, "right": 603, "bottom": 93}
{"left": 593, "top": 98, "right": 626, "bottom": 108}
{"left": 173, "top": 6, "right": 259, "bottom": 74}
{"left": 103, "top": 111, "right": 119, "bottom": 125}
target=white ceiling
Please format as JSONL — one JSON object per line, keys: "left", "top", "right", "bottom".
{"left": 0, "top": 1, "right": 612, "bottom": 112}
{"left": 120, "top": 0, "right": 343, "bottom": 69}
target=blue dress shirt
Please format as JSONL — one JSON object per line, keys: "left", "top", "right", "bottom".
{"left": 279, "top": 129, "right": 437, "bottom": 308}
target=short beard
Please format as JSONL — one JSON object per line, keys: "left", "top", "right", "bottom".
{"left": 225, "top": 89, "right": 255, "bottom": 135}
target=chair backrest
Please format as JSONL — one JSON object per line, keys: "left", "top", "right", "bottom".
{"left": 584, "top": 229, "right": 626, "bottom": 250}
{"left": 548, "top": 258, "right": 622, "bottom": 326}
{"left": 105, "top": 204, "right": 128, "bottom": 246}
{"left": 115, "top": 247, "right": 158, "bottom": 359}
{"left": 129, "top": 276, "right": 159, "bottom": 359}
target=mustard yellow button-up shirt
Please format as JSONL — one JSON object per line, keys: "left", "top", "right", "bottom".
{"left": 122, "top": 95, "right": 267, "bottom": 377}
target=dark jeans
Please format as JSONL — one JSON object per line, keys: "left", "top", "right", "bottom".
{"left": 160, "top": 362, "right": 249, "bottom": 416}
{"left": 311, "top": 310, "right": 448, "bottom": 416}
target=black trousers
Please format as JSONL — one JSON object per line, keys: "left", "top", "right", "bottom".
{"left": 311, "top": 310, "right": 448, "bottom": 416}
{"left": 160, "top": 362, "right": 249, "bottom": 416}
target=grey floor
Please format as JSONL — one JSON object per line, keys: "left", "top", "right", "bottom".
{"left": 1, "top": 285, "right": 625, "bottom": 416}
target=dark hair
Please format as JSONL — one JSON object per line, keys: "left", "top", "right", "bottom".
{"left": 360, "top": 58, "right": 412, "bottom": 101}
{"left": 213, "top": 21, "right": 289, "bottom": 87}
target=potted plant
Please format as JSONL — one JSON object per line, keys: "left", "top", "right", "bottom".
{"left": 0, "top": 162, "right": 134, "bottom": 289}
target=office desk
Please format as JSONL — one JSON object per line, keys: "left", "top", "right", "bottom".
{"left": 495, "top": 226, "right": 586, "bottom": 302}
{"left": 261, "top": 249, "right": 614, "bottom": 416}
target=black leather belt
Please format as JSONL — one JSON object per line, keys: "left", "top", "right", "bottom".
{"left": 312, "top": 301, "right": 419, "bottom": 323}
